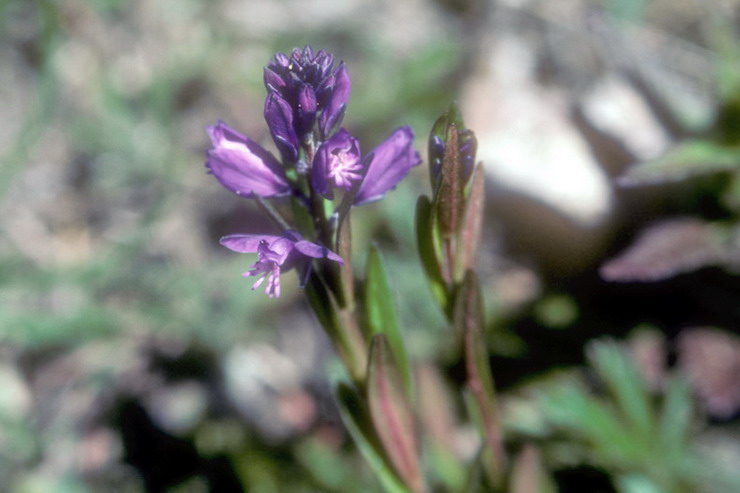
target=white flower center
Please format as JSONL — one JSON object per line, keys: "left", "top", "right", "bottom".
{"left": 328, "top": 149, "right": 363, "bottom": 189}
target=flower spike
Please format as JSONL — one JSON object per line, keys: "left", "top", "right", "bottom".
{"left": 264, "top": 46, "right": 351, "bottom": 146}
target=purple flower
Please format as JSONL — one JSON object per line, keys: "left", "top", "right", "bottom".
{"left": 311, "top": 129, "right": 363, "bottom": 199}
{"left": 264, "top": 46, "right": 351, "bottom": 153}
{"left": 205, "top": 121, "right": 291, "bottom": 198}
{"left": 220, "top": 231, "right": 343, "bottom": 298}
{"left": 319, "top": 63, "right": 350, "bottom": 137}
{"left": 354, "top": 126, "right": 421, "bottom": 206}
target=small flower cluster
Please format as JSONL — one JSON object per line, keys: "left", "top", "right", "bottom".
{"left": 206, "top": 47, "right": 421, "bottom": 296}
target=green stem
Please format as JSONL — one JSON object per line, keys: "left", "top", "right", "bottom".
{"left": 305, "top": 274, "right": 367, "bottom": 384}
{"left": 255, "top": 196, "right": 292, "bottom": 231}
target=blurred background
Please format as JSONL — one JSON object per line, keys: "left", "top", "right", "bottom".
{"left": 2, "top": 0, "right": 740, "bottom": 491}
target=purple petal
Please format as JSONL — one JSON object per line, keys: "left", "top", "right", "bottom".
{"left": 206, "top": 121, "right": 291, "bottom": 198}
{"left": 316, "top": 50, "right": 333, "bottom": 71}
{"left": 319, "top": 63, "right": 350, "bottom": 136}
{"left": 294, "top": 240, "right": 344, "bottom": 264}
{"left": 354, "top": 126, "right": 421, "bottom": 205}
{"left": 273, "top": 52, "right": 290, "bottom": 68}
{"left": 220, "top": 234, "right": 282, "bottom": 253}
{"left": 264, "top": 66, "right": 286, "bottom": 93}
{"left": 311, "top": 140, "right": 333, "bottom": 199}
{"left": 264, "top": 93, "right": 299, "bottom": 162}
{"left": 460, "top": 129, "right": 478, "bottom": 177}
{"left": 281, "top": 230, "right": 342, "bottom": 263}
{"left": 429, "top": 135, "right": 445, "bottom": 182}
{"left": 223, "top": 230, "right": 342, "bottom": 297}
{"left": 267, "top": 236, "right": 297, "bottom": 264}
{"left": 296, "top": 84, "right": 318, "bottom": 135}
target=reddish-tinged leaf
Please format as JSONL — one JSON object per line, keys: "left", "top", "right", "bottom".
{"left": 454, "top": 163, "right": 485, "bottom": 282}
{"left": 416, "top": 364, "right": 459, "bottom": 453}
{"left": 336, "top": 384, "right": 408, "bottom": 493}
{"left": 437, "top": 123, "right": 464, "bottom": 239}
{"left": 429, "top": 103, "right": 466, "bottom": 189}
{"left": 510, "top": 445, "right": 556, "bottom": 493}
{"left": 417, "top": 364, "right": 466, "bottom": 490}
{"left": 600, "top": 218, "right": 736, "bottom": 282}
{"left": 365, "top": 246, "right": 412, "bottom": 395}
{"left": 677, "top": 327, "right": 740, "bottom": 418}
{"left": 367, "top": 334, "right": 426, "bottom": 493}
{"left": 454, "top": 271, "right": 505, "bottom": 487}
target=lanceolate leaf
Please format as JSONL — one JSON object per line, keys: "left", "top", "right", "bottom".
{"left": 588, "top": 341, "right": 653, "bottom": 438}
{"left": 367, "top": 334, "right": 426, "bottom": 493}
{"left": 415, "top": 195, "right": 448, "bottom": 310}
{"left": 336, "top": 383, "right": 409, "bottom": 493}
{"left": 599, "top": 218, "right": 736, "bottom": 282}
{"left": 509, "top": 445, "right": 557, "bottom": 493}
{"left": 336, "top": 208, "right": 355, "bottom": 308}
{"left": 437, "top": 122, "right": 464, "bottom": 239}
{"left": 617, "top": 139, "right": 740, "bottom": 187}
{"left": 658, "top": 376, "right": 693, "bottom": 453}
{"left": 416, "top": 364, "right": 466, "bottom": 490}
{"left": 461, "top": 446, "right": 485, "bottom": 493}
{"left": 365, "top": 245, "right": 412, "bottom": 395}
{"left": 454, "top": 163, "right": 485, "bottom": 282}
{"left": 454, "top": 271, "right": 505, "bottom": 487}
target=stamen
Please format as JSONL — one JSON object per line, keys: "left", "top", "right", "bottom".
{"left": 328, "top": 149, "right": 363, "bottom": 190}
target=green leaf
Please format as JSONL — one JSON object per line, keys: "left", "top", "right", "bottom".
{"left": 415, "top": 195, "right": 448, "bottom": 310}
{"left": 336, "top": 383, "right": 409, "bottom": 493}
{"left": 537, "top": 341, "right": 722, "bottom": 491}
{"left": 616, "top": 474, "right": 663, "bottom": 493}
{"left": 587, "top": 341, "right": 653, "bottom": 437}
{"left": 460, "top": 445, "right": 485, "bottom": 493}
{"left": 538, "top": 380, "right": 638, "bottom": 466}
{"left": 336, "top": 208, "right": 355, "bottom": 308}
{"left": 365, "top": 245, "right": 412, "bottom": 395}
{"left": 367, "top": 334, "right": 426, "bottom": 493}
{"left": 658, "top": 376, "right": 693, "bottom": 453}
{"left": 618, "top": 139, "right": 740, "bottom": 186}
